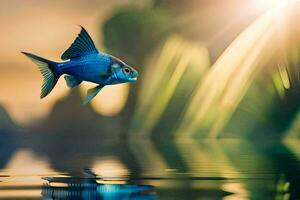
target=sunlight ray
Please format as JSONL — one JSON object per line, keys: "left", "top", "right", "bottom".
{"left": 175, "top": 4, "right": 292, "bottom": 139}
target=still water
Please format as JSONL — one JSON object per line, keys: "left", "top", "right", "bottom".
{"left": 0, "top": 135, "right": 299, "bottom": 199}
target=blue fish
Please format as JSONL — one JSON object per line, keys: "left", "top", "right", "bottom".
{"left": 22, "top": 26, "right": 139, "bottom": 105}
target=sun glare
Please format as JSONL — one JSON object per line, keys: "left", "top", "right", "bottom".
{"left": 254, "top": 0, "right": 289, "bottom": 9}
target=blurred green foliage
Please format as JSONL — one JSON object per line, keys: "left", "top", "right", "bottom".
{"left": 100, "top": 2, "right": 300, "bottom": 140}
{"left": 224, "top": 46, "right": 300, "bottom": 139}
{"left": 103, "top": 8, "right": 171, "bottom": 65}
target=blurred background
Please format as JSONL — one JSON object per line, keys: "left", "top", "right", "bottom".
{"left": 0, "top": 0, "right": 300, "bottom": 199}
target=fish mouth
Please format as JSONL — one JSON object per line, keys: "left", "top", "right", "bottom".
{"left": 128, "top": 68, "right": 139, "bottom": 82}
{"left": 129, "top": 71, "right": 139, "bottom": 82}
{"left": 129, "top": 77, "right": 138, "bottom": 81}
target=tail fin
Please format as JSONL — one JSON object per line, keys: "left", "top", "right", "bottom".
{"left": 22, "top": 52, "right": 60, "bottom": 98}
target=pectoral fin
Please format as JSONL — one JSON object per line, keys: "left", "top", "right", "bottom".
{"left": 83, "top": 85, "right": 104, "bottom": 105}
{"left": 64, "top": 75, "right": 82, "bottom": 88}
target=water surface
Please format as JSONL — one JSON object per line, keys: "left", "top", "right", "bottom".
{"left": 0, "top": 137, "right": 299, "bottom": 199}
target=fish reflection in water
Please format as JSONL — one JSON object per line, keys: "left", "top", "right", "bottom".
{"left": 41, "top": 170, "right": 157, "bottom": 200}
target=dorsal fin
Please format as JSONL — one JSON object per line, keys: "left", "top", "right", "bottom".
{"left": 61, "top": 26, "right": 98, "bottom": 60}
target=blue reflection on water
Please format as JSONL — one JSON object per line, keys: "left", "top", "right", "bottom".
{"left": 42, "top": 176, "right": 156, "bottom": 200}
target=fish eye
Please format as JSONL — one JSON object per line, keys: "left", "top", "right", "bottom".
{"left": 123, "top": 67, "right": 131, "bottom": 75}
